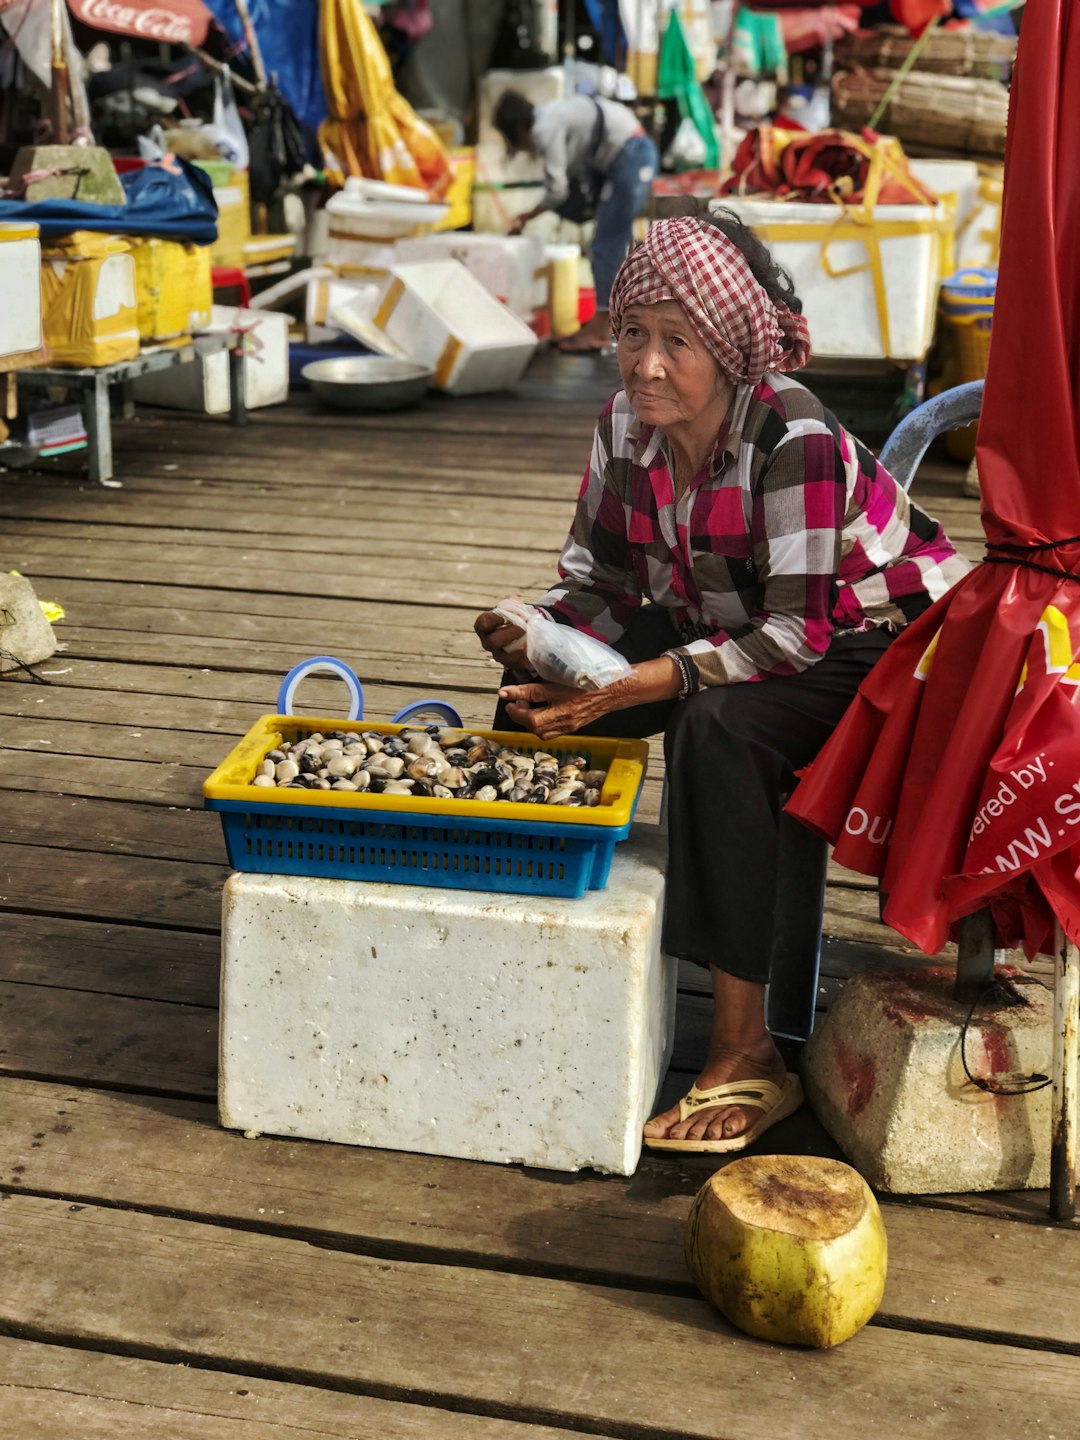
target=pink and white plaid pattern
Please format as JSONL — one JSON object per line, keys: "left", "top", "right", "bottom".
{"left": 609, "top": 217, "right": 812, "bottom": 385}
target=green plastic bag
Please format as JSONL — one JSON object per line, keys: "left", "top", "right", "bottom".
{"left": 657, "top": 12, "right": 720, "bottom": 171}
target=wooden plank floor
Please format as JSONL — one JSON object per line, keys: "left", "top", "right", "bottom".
{"left": 2, "top": 350, "right": 1076, "bottom": 1439}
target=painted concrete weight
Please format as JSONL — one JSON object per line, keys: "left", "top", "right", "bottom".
{"left": 219, "top": 827, "right": 676, "bottom": 1174}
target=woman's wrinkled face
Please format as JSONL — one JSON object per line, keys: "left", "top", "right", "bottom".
{"left": 616, "top": 300, "right": 727, "bottom": 429}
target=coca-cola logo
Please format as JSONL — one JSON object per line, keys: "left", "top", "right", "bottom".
{"left": 70, "top": 0, "right": 210, "bottom": 45}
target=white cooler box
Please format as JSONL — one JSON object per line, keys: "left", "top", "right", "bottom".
{"left": 374, "top": 259, "right": 538, "bottom": 395}
{"left": 130, "top": 307, "right": 289, "bottom": 414}
{"left": 716, "top": 196, "right": 949, "bottom": 362}
{"left": 0, "top": 221, "right": 42, "bottom": 359}
{"left": 326, "top": 178, "right": 447, "bottom": 271}
{"left": 394, "top": 233, "right": 547, "bottom": 321}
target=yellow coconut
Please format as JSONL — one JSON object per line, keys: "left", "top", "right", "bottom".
{"left": 685, "top": 1154, "right": 887, "bottom": 1348}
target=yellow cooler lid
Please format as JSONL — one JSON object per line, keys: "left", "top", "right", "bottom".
{"left": 0, "top": 220, "right": 40, "bottom": 242}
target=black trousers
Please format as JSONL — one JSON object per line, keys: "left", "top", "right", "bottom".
{"left": 493, "top": 607, "right": 895, "bottom": 984}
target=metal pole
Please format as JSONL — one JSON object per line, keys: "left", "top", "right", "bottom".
{"left": 955, "top": 905, "right": 1000, "bottom": 1002}
{"left": 49, "top": 0, "right": 71, "bottom": 143}
{"left": 1050, "top": 921, "right": 1079, "bottom": 1221}
{"left": 233, "top": 0, "right": 268, "bottom": 88}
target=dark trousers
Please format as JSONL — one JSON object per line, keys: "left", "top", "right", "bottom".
{"left": 494, "top": 607, "right": 895, "bottom": 983}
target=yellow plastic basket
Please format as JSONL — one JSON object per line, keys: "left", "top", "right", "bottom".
{"left": 204, "top": 716, "right": 650, "bottom": 897}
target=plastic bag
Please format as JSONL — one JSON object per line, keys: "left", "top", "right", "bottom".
{"left": 249, "top": 82, "right": 308, "bottom": 204}
{"left": 493, "top": 599, "right": 632, "bottom": 691}
{"left": 211, "top": 69, "right": 250, "bottom": 169}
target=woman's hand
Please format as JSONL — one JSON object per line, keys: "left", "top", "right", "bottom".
{"left": 474, "top": 609, "right": 526, "bottom": 669}
{"left": 500, "top": 657, "right": 681, "bottom": 740}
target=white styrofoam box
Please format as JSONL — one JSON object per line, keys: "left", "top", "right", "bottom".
{"left": 130, "top": 307, "right": 289, "bottom": 414}
{"left": 473, "top": 138, "right": 546, "bottom": 189}
{"left": 218, "top": 829, "right": 676, "bottom": 1175}
{"left": 0, "top": 222, "right": 42, "bottom": 358}
{"left": 376, "top": 259, "right": 538, "bottom": 395}
{"left": 305, "top": 273, "right": 381, "bottom": 345}
{"left": 329, "top": 289, "right": 410, "bottom": 359}
{"left": 394, "top": 232, "right": 548, "bottom": 318}
{"left": 909, "top": 159, "right": 979, "bottom": 231}
{"left": 477, "top": 65, "right": 565, "bottom": 150}
{"left": 325, "top": 185, "right": 448, "bottom": 243}
{"left": 715, "top": 196, "right": 947, "bottom": 361}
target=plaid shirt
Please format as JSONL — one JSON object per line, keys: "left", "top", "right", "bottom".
{"left": 538, "top": 376, "right": 967, "bottom": 688}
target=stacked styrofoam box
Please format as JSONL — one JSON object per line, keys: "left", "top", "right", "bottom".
{"left": 910, "top": 160, "right": 1001, "bottom": 272}
{"left": 717, "top": 196, "right": 946, "bottom": 361}
{"left": 394, "top": 233, "right": 547, "bottom": 321}
{"left": 374, "top": 259, "right": 538, "bottom": 394}
{"left": 0, "top": 221, "right": 42, "bottom": 359}
{"left": 325, "top": 177, "right": 447, "bottom": 271}
{"left": 909, "top": 158, "right": 980, "bottom": 279}
{"left": 475, "top": 65, "right": 564, "bottom": 187}
{"left": 129, "top": 307, "right": 289, "bottom": 414}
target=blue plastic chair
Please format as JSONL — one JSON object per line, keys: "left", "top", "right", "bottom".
{"left": 765, "top": 381, "right": 984, "bottom": 1040}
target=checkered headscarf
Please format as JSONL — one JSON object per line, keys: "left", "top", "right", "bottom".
{"left": 609, "top": 217, "right": 811, "bottom": 385}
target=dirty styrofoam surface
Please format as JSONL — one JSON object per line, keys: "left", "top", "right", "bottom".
{"left": 219, "top": 827, "right": 676, "bottom": 1175}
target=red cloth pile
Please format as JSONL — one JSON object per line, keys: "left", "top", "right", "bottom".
{"left": 720, "top": 126, "right": 935, "bottom": 206}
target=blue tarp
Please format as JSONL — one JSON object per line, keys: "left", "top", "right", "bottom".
{"left": 202, "top": 0, "right": 327, "bottom": 134}
{"left": 0, "top": 159, "right": 219, "bottom": 243}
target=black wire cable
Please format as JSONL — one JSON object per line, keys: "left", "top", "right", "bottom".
{"left": 959, "top": 978, "right": 1051, "bottom": 1096}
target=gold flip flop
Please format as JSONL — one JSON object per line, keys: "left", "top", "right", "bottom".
{"left": 643, "top": 1073, "right": 804, "bottom": 1154}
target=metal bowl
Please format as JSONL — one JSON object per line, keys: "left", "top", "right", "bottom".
{"left": 302, "top": 356, "right": 433, "bottom": 412}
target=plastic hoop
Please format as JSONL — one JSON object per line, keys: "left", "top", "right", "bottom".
{"left": 390, "top": 698, "right": 463, "bottom": 727}
{"left": 276, "top": 656, "right": 365, "bottom": 721}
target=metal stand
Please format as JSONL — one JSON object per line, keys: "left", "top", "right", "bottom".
{"left": 1051, "top": 923, "right": 1079, "bottom": 1221}
{"left": 16, "top": 334, "right": 247, "bottom": 484}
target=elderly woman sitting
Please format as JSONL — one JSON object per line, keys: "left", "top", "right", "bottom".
{"left": 475, "top": 211, "right": 966, "bottom": 1154}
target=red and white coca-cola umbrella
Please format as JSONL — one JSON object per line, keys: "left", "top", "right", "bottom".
{"left": 67, "top": 0, "right": 213, "bottom": 45}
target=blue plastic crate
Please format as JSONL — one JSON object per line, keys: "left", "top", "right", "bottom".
{"left": 209, "top": 800, "right": 635, "bottom": 897}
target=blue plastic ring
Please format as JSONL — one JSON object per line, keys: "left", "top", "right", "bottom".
{"left": 391, "top": 698, "right": 463, "bottom": 727}
{"left": 276, "top": 656, "right": 365, "bottom": 721}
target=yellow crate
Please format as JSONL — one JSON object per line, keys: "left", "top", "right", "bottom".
{"left": 209, "top": 167, "right": 251, "bottom": 269}
{"left": 40, "top": 231, "right": 140, "bottom": 366}
{"left": 205, "top": 715, "right": 647, "bottom": 828}
{"left": 205, "top": 716, "right": 649, "bottom": 896}
{"left": 132, "top": 238, "right": 213, "bottom": 340}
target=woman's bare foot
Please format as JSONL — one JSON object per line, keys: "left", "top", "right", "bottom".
{"left": 643, "top": 1040, "right": 789, "bottom": 1144}
{"left": 557, "top": 312, "right": 612, "bottom": 352}
{"left": 644, "top": 966, "right": 792, "bottom": 1145}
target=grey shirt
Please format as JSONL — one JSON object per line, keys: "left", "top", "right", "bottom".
{"left": 530, "top": 95, "right": 644, "bottom": 210}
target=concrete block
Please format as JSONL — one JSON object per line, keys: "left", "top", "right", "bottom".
{"left": 219, "top": 828, "right": 676, "bottom": 1175}
{"left": 803, "top": 966, "right": 1073, "bottom": 1193}
{"left": 0, "top": 573, "right": 57, "bottom": 673}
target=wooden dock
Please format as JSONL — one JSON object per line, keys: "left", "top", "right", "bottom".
{"left": 1, "top": 351, "right": 1077, "bottom": 1438}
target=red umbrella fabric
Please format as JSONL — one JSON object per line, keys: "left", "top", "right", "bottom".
{"left": 788, "top": 0, "right": 1080, "bottom": 960}
{"left": 67, "top": 0, "right": 212, "bottom": 46}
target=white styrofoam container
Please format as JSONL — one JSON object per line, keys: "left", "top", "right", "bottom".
{"left": 394, "top": 232, "right": 548, "bottom": 318}
{"left": 0, "top": 222, "right": 42, "bottom": 358}
{"left": 477, "top": 65, "right": 565, "bottom": 150}
{"left": 305, "top": 273, "right": 381, "bottom": 344}
{"left": 325, "top": 188, "right": 448, "bottom": 241}
{"left": 716, "top": 196, "right": 946, "bottom": 361}
{"left": 375, "top": 259, "right": 538, "bottom": 395}
{"left": 218, "top": 830, "right": 677, "bottom": 1175}
{"left": 129, "top": 307, "right": 289, "bottom": 414}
